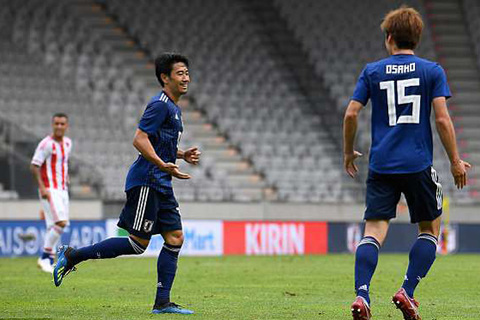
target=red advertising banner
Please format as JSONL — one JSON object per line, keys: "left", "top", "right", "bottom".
{"left": 223, "top": 221, "right": 328, "bottom": 255}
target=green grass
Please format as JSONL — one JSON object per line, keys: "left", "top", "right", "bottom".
{"left": 1, "top": 255, "right": 480, "bottom": 319}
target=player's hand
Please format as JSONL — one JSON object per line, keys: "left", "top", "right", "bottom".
{"left": 39, "top": 187, "right": 50, "bottom": 200}
{"left": 451, "top": 159, "right": 471, "bottom": 189}
{"left": 344, "top": 151, "right": 363, "bottom": 178}
{"left": 184, "top": 147, "right": 201, "bottom": 165}
{"left": 160, "top": 163, "right": 191, "bottom": 179}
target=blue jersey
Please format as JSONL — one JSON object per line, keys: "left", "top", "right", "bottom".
{"left": 351, "top": 54, "right": 451, "bottom": 174}
{"left": 125, "top": 91, "right": 183, "bottom": 192}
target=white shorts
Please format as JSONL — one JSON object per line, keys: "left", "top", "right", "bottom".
{"left": 40, "top": 189, "right": 70, "bottom": 228}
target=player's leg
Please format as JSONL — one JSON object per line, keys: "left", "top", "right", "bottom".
{"left": 70, "top": 186, "right": 157, "bottom": 263}
{"left": 352, "top": 220, "right": 389, "bottom": 319}
{"left": 355, "top": 219, "right": 389, "bottom": 303}
{"left": 155, "top": 229, "right": 183, "bottom": 306}
{"left": 53, "top": 186, "right": 152, "bottom": 286}
{"left": 392, "top": 166, "right": 443, "bottom": 319}
{"left": 42, "top": 190, "right": 69, "bottom": 263}
{"left": 352, "top": 170, "right": 400, "bottom": 320}
{"left": 54, "top": 233, "right": 148, "bottom": 286}
{"left": 401, "top": 217, "right": 441, "bottom": 298}
{"left": 43, "top": 221, "right": 66, "bottom": 259}
{"left": 65, "top": 233, "right": 148, "bottom": 265}
{"left": 152, "top": 207, "right": 193, "bottom": 315}
{"left": 50, "top": 190, "right": 70, "bottom": 253}
{"left": 391, "top": 217, "right": 440, "bottom": 320}
{"left": 38, "top": 192, "right": 62, "bottom": 273}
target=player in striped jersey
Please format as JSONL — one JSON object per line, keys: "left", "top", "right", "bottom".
{"left": 53, "top": 54, "right": 200, "bottom": 315}
{"left": 31, "top": 113, "right": 72, "bottom": 273}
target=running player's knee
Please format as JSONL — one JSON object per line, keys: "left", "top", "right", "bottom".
{"left": 55, "top": 221, "right": 68, "bottom": 228}
{"left": 418, "top": 217, "right": 441, "bottom": 238}
{"left": 163, "top": 230, "right": 184, "bottom": 247}
{"left": 129, "top": 234, "right": 150, "bottom": 249}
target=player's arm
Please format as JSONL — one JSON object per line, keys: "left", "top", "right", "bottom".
{"left": 31, "top": 142, "right": 50, "bottom": 199}
{"left": 433, "top": 97, "right": 471, "bottom": 188}
{"left": 30, "top": 164, "right": 49, "bottom": 199}
{"left": 177, "top": 147, "right": 201, "bottom": 165}
{"left": 133, "top": 129, "right": 190, "bottom": 179}
{"left": 343, "top": 100, "right": 364, "bottom": 178}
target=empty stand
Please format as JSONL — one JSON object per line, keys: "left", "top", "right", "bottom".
{"left": 103, "top": 0, "right": 354, "bottom": 203}
{"left": 426, "top": 0, "right": 480, "bottom": 201}
{"left": 1, "top": 0, "right": 268, "bottom": 201}
{"left": 0, "top": 0, "right": 476, "bottom": 204}
{"left": 273, "top": 0, "right": 477, "bottom": 203}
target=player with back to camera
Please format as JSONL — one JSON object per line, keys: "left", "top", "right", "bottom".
{"left": 31, "top": 113, "right": 72, "bottom": 274}
{"left": 343, "top": 7, "right": 471, "bottom": 320}
{"left": 53, "top": 53, "right": 201, "bottom": 315}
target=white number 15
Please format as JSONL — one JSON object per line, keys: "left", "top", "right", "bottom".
{"left": 380, "top": 78, "right": 420, "bottom": 126}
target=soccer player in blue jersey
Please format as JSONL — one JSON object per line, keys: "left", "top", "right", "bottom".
{"left": 343, "top": 7, "right": 471, "bottom": 320}
{"left": 53, "top": 53, "right": 201, "bottom": 315}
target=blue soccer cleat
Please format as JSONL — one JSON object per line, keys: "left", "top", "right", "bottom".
{"left": 53, "top": 246, "right": 76, "bottom": 287}
{"left": 152, "top": 302, "right": 194, "bottom": 315}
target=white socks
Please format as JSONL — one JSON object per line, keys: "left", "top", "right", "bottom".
{"left": 43, "top": 225, "right": 64, "bottom": 255}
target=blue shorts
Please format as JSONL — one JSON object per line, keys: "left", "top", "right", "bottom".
{"left": 117, "top": 186, "right": 182, "bottom": 240}
{"left": 364, "top": 166, "right": 443, "bottom": 223}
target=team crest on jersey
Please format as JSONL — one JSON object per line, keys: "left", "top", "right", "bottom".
{"left": 143, "top": 219, "right": 154, "bottom": 233}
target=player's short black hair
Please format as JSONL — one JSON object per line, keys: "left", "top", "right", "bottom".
{"left": 52, "top": 113, "right": 68, "bottom": 121}
{"left": 155, "top": 53, "right": 189, "bottom": 87}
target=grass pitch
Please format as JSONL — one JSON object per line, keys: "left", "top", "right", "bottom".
{"left": 1, "top": 254, "right": 479, "bottom": 319}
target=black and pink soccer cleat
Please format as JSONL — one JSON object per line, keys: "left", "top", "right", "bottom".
{"left": 351, "top": 296, "right": 372, "bottom": 320}
{"left": 392, "top": 288, "right": 422, "bottom": 320}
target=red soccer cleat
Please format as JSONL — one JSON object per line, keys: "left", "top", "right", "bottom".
{"left": 392, "top": 288, "right": 422, "bottom": 320}
{"left": 351, "top": 296, "right": 372, "bottom": 320}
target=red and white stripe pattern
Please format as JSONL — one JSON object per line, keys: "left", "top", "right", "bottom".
{"left": 31, "top": 136, "right": 72, "bottom": 190}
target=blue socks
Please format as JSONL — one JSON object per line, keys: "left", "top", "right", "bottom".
{"left": 41, "top": 251, "right": 54, "bottom": 265}
{"left": 69, "top": 237, "right": 146, "bottom": 265}
{"left": 355, "top": 236, "right": 381, "bottom": 304}
{"left": 155, "top": 243, "right": 182, "bottom": 306}
{"left": 354, "top": 233, "right": 438, "bottom": 304}
{"left": 402, "top": 233, "right": 438, "bottom": 298}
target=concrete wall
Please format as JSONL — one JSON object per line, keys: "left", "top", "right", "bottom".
{"left": 103, "top": 201, "right": 480, "bottom": 223}
{"left": 0, "top": 200, "right": 102, "bottom": 220}
{"left": 0, "top": 200, "right": 478, "bottom": 223}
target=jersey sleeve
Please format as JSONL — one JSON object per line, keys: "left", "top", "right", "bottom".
{"left": 431, "top": 65, "right": 452, "bottom": 100}
{"left": 138, "top": 101, "right": 169, "bottom": 135}
{"left": 67, "top": 139, "right": 73, "bottom": 156}
{"left": 351, "top": 66, "right": 370, "bottom": 106}
{"left": 31, "top": 140, "right": 51, "bottom": 166}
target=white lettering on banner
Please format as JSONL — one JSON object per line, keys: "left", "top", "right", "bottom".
{"left": 0, "top": 222, "right": 108, "bottom": 257}
{"left": 184, "top": 229, "right": 215, "bottom": 251}
{"left": 181, "top": 220, "right": 223, "bottom": 256}
{"left": 140, "top": 220, "right": 223, "bottom": 257}
{"left": 13, "top": 228, "right": 21, "bottom": 255}
{"left": 246, "top": 224, "right": 261, "bottom": 254}
{"left": 268, "top": 224, "right": 281, "bottom": 254}
{"left": 0, "top": 227, "right": 12, "bottom": 254}
{"left": 290, "top": 224, "right": 304, "bottom": 254}
{"left": 69, "top": 226, "right": 106, "bottom": 248}
{"left": 69, "top": 228, "right": 80, "bottom": 248}
{"left": 246, "top": 223, "right": 305, "bottom": 255}
{"left": 0, "top": 226, "right": 44, "bottom": 256}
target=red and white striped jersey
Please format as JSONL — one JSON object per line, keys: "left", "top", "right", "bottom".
{"left": 31, "top": 136, "right": 73, "bottom": 190}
